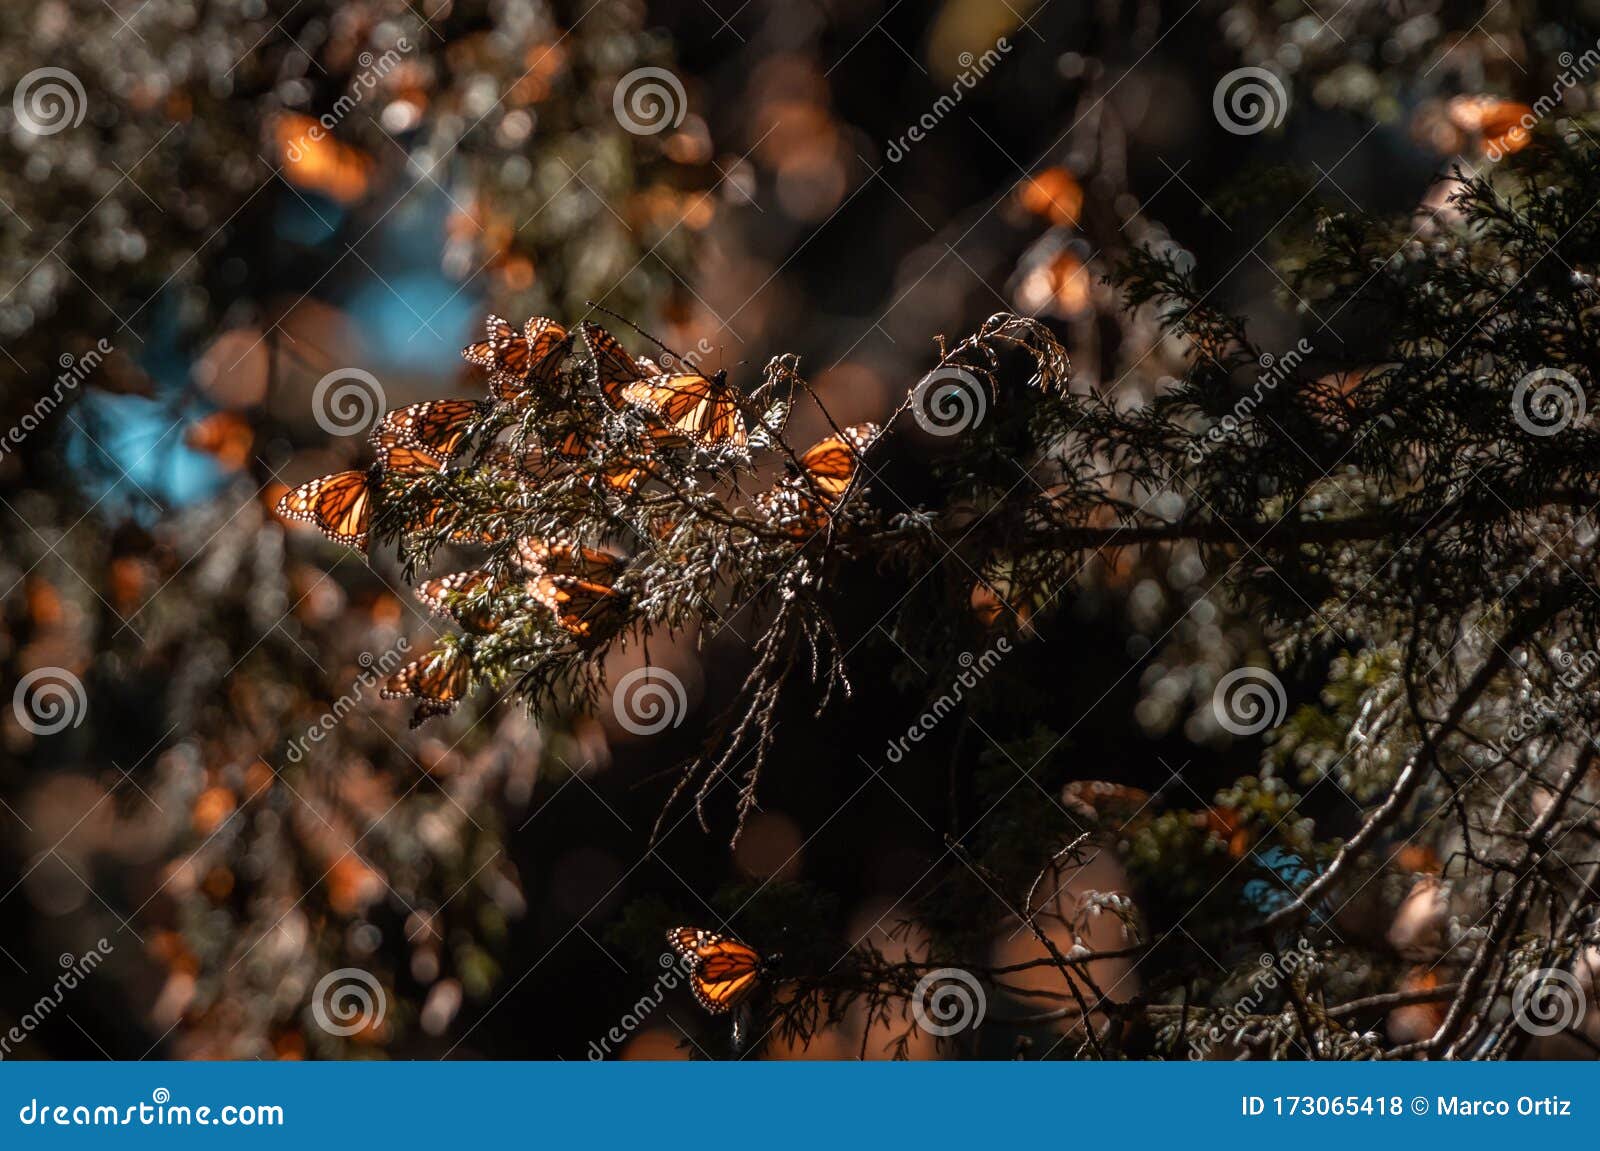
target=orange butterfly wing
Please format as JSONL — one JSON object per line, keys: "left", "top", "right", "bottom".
{"left": 415, "top": 570, "right": 501, "bottom": 633}
{"left": 275, "top": 470, "right": 371, "bottom": 548}
{"left": 371, "top": 428, "right": 445, "bottom": 476}
{"left": 376, "top": 399, "right": 485, "bottom": 459}
{"left": 621, "top": 373, "right": 748, "bottom": 448}
{"left": 489, "top": 317, "right": 572, "bottom": 402}
{"left": 755, "top": 422, "right": 880, "bottom": 537}
{"left": 462, "top": 314, "right": 527, "bottom": 374}
{"left": 382, "top": 646, "right": 471, "bottom": 726}
{"left": 580, "top": 323, "right": 647, "bottom": 408}
{"left": 666, "top": 927, "right": 765, "bottom": 1014}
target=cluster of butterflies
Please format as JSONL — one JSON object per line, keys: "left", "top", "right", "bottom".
{"left": 274, "top": 314, "right": 884, "bottom": 724}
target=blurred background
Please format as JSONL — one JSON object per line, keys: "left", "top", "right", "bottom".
{"left": 0, "top": 0, "right": 1579, "bottom": 1058}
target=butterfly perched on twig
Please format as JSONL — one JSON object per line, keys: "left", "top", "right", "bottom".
{"left": 415, "top": 569, "right": 504, "bottom": 634}
{"left": 580, "top": 323, "right": 747, "bottom": 449}
{"left": 462, "top": 315, "right": 571, "bottom": 403}
{"left": 373, "top": 399, "right": 489, "bottom": 463}
{"left": 667, "top": 926, "right": 778, "bottom": 1015}
{"left": 381, "top": 643, "right": 473, "bottom": 727}
{"left": 754, "top": 422, "right": 881, "bottom": 538}
{"left": 521, "top": 540, "right": 630, "bottom": 642}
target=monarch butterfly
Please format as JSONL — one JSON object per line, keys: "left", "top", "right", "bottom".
{"left": 409, "top": 496, "right": 504, "bottom": 544}
{"left": 530, "top": 574, "right": 629, "bottom": 640}
{"left": 415, "top": 570, "right": 502, "bottom": 633}
{"left": 622, "top": 369, "right": 748, "bottom": 449}
{"left": 463, "top": 316, "right": 570, "bottom": 394}
{"left": 666, "top": 927, "right": 774, "bottom": 1015}
{"left": 518, "top": 538, "right": 628, "bottom": 639}
{"left": 514, "top": 539, "right": 625, "bottom": 581}
{"left": 382, "top": 644, "right": 472, "bottom": 726}
{"left": 374, "top": 399, "right": 487, "bottom": 461}
{"left": 370, "top": 428, "right": 446, "bottom": 476}
{"left": 579, "top": 323, "right": 647, "bottom": 408}
{"left": 275, "top": 470, "right": 373, "bottom": 548}
{"left": 754, "top": 422, "right": 881, "bottom": 537}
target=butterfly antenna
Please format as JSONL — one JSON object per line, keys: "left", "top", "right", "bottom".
{"left": 582, "top": 300, "right": 685, "bottom": 366}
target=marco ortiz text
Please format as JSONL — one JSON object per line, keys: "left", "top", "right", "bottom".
{"left": 885, "top": 39, "right": 1013, "bottom": 164}
{"left": 884, "top": 638, "right": 1012, "bottom": 764}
